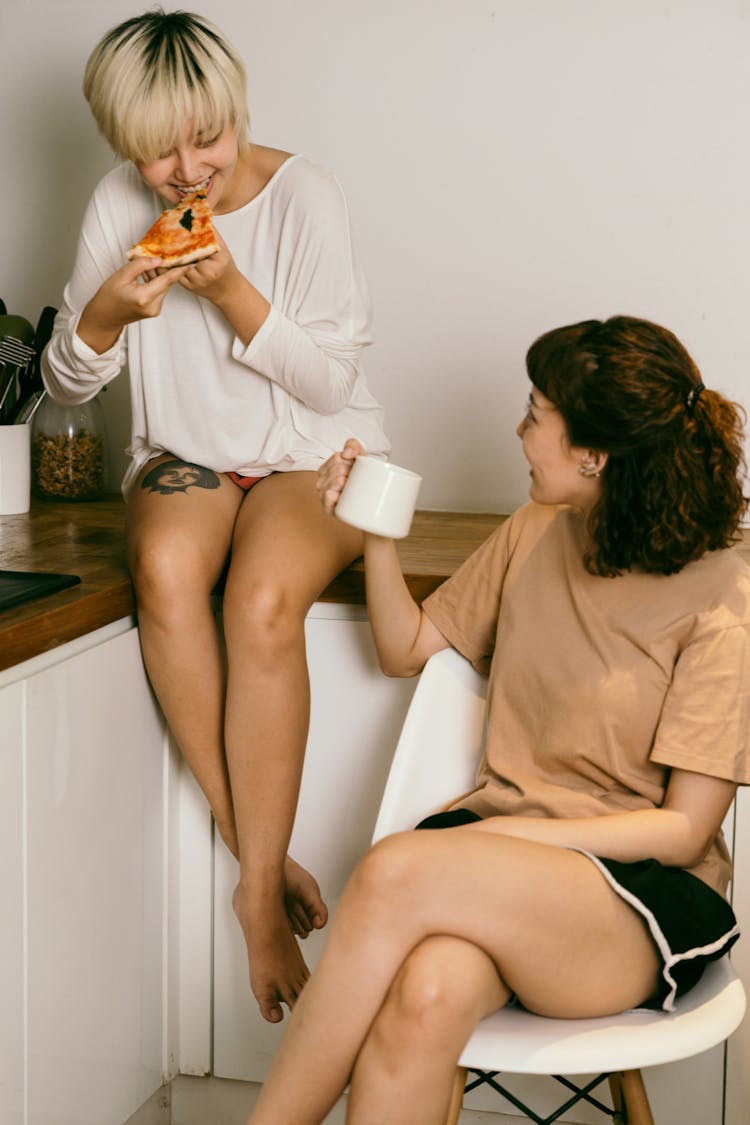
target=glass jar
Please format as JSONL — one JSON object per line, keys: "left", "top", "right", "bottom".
{"left": 32, "top": 395, "right": 106, "bottom": 500}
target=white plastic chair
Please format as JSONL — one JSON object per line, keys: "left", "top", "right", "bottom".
{"left": 371, "top": 647, "right": 747, "bottom": 1125}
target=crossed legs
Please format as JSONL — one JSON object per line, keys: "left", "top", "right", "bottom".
{"left": 127, "top": 461, "right": 363, "bottom": 1022}
{"left": 247, "top": 827, "right": 661, "bottom": 1124}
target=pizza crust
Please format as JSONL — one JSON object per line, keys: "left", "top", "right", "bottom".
{"left": 131, "top": 243, "right": 219, "bottom": 268}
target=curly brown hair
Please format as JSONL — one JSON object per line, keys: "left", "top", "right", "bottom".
{"left": 526, "top": 316, "right": 748, "bottom": 576}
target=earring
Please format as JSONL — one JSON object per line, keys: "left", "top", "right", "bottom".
{"left": 578, "top": 464, "right": 601, "bottom": 479}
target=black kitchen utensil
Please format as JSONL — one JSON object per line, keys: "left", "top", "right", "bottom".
{"left": 0, "top": 314, "right": 34, "bottom": 346}
{"left": 13, "top": 388, "right": 46, "bottom": 425}
{"left": 12, "top": 305, "right": 56, "bottom": 421}
{"left": 0, "top": 314, "right": 36, "bottom": 423}
{"left": 33, "top": 305, "right": 57, "bottom": 356}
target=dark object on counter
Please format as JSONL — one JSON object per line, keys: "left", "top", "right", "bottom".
{"left": 0, "top": 314, "right": 36, "bottom": 423}
{"left": 0, "top": 569, "right": 81, "bottom": 613}
{"left": 11, "top": 305, "right": 56, "bottom": 422}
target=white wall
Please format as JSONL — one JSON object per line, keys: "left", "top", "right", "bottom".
{"left": 2, "top": 0, "right": 748, "bottom": 512}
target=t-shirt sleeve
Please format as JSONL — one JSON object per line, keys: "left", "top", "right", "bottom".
{"left": 422, "top": 517, "right": 515, "bottom": 674}
{"left": 650, "top": 622, "right": 750, "bottom": 784}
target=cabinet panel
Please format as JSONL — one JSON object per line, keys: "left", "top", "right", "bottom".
{"left": 0, "top": 682, "right": 24, "bottom": 1125}
{"left": 24, "top": 629, "right": 167, "bottom": 1125}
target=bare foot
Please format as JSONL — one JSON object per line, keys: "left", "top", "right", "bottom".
{"left": 284, "top": 855, "right": 328, "bottom": 938}
{"left": 233, "top": 883, "right": 311, "bottom": 1023}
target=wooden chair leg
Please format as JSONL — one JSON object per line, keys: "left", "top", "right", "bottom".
{"left": 608, "top": 1072, "right": 625, "bottom": 1122}
{"left": 444, "top": 1066, "right": 467, "bottom": 1125}
{"left": 619, "top": 1069, "right": 655, "bottom": 1125}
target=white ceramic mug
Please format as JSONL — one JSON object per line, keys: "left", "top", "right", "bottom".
{"left": 0, "top": 423, "right": 31, "bottom": 515}
{"left": 335, "top": 455, "right": 422, "bottom": 539}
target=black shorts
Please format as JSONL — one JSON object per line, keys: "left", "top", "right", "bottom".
{"left": 415, "top": 809, "right": 740, "bottom": 1011}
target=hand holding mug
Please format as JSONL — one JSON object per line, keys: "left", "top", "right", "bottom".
{"left": 322, "top": 441, "right": 422, "bottom": 539}
{"left": 317, "top": 438, "right": 364, "bottom": 515}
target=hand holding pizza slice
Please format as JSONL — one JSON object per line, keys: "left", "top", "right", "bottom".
{"left": 127, "top": 188, "right": 219, "bottom": 268}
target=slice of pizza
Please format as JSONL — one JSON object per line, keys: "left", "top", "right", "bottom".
{"left": 127, "top": 188, "right": 219, "bottom": 268}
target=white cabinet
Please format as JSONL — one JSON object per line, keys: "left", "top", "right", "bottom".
{"left": 0, "top": 682, "right": 24, "bottom": 1125}
{"left": 0, "top": 623, "right": 169, "bottom": 1125}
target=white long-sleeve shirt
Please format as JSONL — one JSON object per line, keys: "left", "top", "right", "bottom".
{"left": 43, "top": 155, "right": 390, "bottom": 495}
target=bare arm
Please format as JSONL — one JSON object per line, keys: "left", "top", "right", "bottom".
{"left": 469, "top": 768, "right": 736, "bottom": 870}
{"left": 77, "top": 257, "right": 192, "bottom": 354}
{"left": 361, "top": 534, "right": 449, "bottom": 676}
{"left": 318, "top": 440, "right": 449, "bottom": 676}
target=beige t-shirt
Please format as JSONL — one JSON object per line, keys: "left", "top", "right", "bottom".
{"left": 422, "top": 502, "right": 750, "bottom": 896}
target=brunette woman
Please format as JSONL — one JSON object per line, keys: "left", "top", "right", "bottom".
{"left": 246, "top": 315, "right": 749, "bottom": 1123}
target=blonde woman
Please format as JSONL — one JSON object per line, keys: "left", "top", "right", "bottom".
{"left": 43, "top": 8, "right": 389, "bottom": 1024}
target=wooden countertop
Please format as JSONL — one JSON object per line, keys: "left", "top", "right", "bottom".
{"left": 3, "top": 496, "right": 749, "bottom": 675}
{"left": 0, "top": 497, "right": 505, "bottom": 672}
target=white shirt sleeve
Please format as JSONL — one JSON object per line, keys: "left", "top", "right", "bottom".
{"left": 42, "top": 177, "right": 133, "bottom": 404}
{"left": 228, "top": 166, "right": 373, "bottom": 415}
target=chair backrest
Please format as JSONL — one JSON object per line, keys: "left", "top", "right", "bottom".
{"left": 372, "top": 647, "right": 488, "bottom": 842}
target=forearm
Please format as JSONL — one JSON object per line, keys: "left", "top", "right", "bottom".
{"left": 77, "top": 297, "right": 125, "bottom": 355}
{"left": 213, "top": 270, "right": 271, "bottom": 347}
{"left": 473, "top": 807, "right": 711, "bottom": 869}
{"left": 363, "top": 534, "right": 447, "bottom": 677}
{"left": 318, "top": 443, "right": 447, "bottom": 676}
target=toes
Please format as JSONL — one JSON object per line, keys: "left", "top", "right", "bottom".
{"left": 286, "top": 900, "right": 314, "bottom": 937}
{"left": 279, "top": 971, "right": 309, "bottom": 1013}
{"left": 256, "top": 965, "right": 309, "bottom": 1021}
{"left": 260, "top": 997, "right": 284, "bottom": 1024}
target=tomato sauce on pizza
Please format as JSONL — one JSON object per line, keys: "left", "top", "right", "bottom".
{"left": 127, "top": 188, "right": 219, "bottom": 267}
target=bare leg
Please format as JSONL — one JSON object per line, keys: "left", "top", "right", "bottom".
{"left": 128, "top": 460, "right": 362, "bottom": 1022}
{"left": 129, "top": 477, "right": 322, "bottom": 916}
{"left": 346, "top": 936, "right": 508, "bottom": 1125}
{"left": 127, "top": 456, "right": 244, "bottom": 851}
{"left": 222, "top": 471, "right": 363, "bottom": 1022}
{"left": 247, "top": 828, "right": 660, "bottom": 1124}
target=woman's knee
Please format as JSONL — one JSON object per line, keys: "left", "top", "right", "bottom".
{"left": 373, "top": 938, "right": 492, "bottom": 1056}
{"left": 343, "top": 834, "right": 428, "bottom": 920}
{"left": 222, "top": 576, "right": 307, "bottom": 656}
{"left": 129, "top": 526, "right": 217, "bottom": 611}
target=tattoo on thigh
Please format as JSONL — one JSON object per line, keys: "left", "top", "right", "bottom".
{"left": 141, "top": 459, "right": 221, "bottom": 495}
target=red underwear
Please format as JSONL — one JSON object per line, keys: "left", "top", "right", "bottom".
{"left": 226, "top": 471, "right": 265, "bottom": 492}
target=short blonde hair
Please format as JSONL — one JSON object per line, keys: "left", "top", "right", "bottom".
{"left": 83, "top": 8, "right": 250, "bottom": 163}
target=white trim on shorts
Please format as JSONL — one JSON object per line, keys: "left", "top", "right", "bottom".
{"left": 573, "top": 848, "right": 740, "bottom": 1012}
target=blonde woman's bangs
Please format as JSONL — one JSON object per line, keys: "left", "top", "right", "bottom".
{"left": 83, "top": 10, "right": 250, "bottom": 163}
{"left": 117, "top": 80, "right": 242, "bottom": 165}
